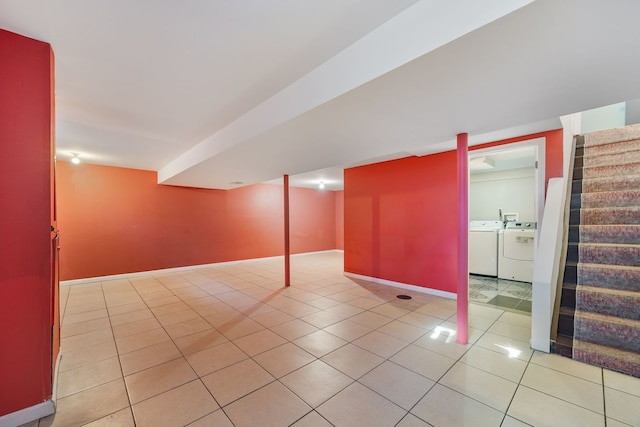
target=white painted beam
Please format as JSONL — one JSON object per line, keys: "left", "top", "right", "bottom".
{"left": 158, "top": 0, "right": 534, "bottom": 184}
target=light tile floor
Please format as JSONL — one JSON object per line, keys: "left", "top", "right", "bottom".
{"left": 22, "top": 251, "right": 640, "bottom": 427}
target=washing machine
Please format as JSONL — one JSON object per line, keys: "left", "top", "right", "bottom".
{"left": 498, "top": 221, "right": 536, "bottom": 282}
{"left": 469, "top": 220, "right": 504, "bottom": 276}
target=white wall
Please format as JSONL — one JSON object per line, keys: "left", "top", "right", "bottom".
{"left": 470, "top": 167, "right": 535, "bottom": 222}
{"left": 581, "top": 102, "right": 626, "bottom": 134}
{"left": 625, "top": 99, "right": 640, "bottom": 125}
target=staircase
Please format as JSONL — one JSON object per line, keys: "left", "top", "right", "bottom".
{"left": 555, "top": 124, "right": 640, "bottom": 378}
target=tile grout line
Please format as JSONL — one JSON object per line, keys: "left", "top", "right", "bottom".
{"left": 104, "top": 279, "right": 139, "bottom": 425}
{"left": 195, "top": 276, "right": 425, "bottom": 424}
{"left": 115, "top": 277, "right": 194, "bottom": 419}
{"left": 602, "top": 368, "right": 607, "bottom": 426}
{"left": 56, "top": 254, "right": 633, "bottom": 427}
{"left": 127, "top": 275, "right": 232, "bottom": 418}
{"left": 403, "top": 312, "right": 503, "bottom": 424}
{"left": 131, "top": 268, "right": 338, "bottom": 423}
{"left": 500, "top": 332, "right": 536, "bottom": 427}
{"left": 150, "top": 270, "right": 269, "bottom": 424}
{"left": 56, "top": 281, "right": 133, "bottom": 425}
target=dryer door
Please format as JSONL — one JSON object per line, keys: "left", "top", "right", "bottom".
{"left": 502, "top": 230, "right": 535, "bottom": 261}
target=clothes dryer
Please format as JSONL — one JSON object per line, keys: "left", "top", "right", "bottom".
{"left": 498, "top": 221, "right": 536, "bottom": 282}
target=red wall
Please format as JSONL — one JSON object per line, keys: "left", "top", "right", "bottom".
{"left": 344, "top": 130, "right": 564, "bottom": 293}
{"left": 0, "top": 30, "right": 54, "bottom": 416}
{"left": 345, "top": 152, "right": 459, "bottom": 293}
{"left": 56, "top": 162, "right": 338, "bottom": 280}
{"left": 335, "top": 190, "right": 344, "bottom": 250}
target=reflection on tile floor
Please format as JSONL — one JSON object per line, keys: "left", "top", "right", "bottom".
{"left": 469, "top": 275, "right": 532, "bottom": 313}
{"left": 22, "top": 251, "right": 640, "bottom": 427}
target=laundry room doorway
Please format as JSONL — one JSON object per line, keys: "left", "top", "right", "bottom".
{"left": 467, "top": 138, "right": 545, "bottom": 315}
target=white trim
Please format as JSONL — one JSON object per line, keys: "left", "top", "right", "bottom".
{"left": 52, "top": 351, "right": 62, "bottom": 403}
{"left": 60, "top": 250, "right": 343, "bottom": 286}
{"left": 470, "top": 137, "right": 547, "bottom": 350}
{"left": 0, "top": 400, "right": 55, "bottom": 427}
{"left": 0, "top": 345, "right": 63, "bottom": 426}
{"left": 531, "top": 178, "right": 565, "bottom": 352}
{"left": 0, "top": 332, "right": 65, "bottom": 426}
{"left": 343, "top": 272, "right": 457, "bottom": 300}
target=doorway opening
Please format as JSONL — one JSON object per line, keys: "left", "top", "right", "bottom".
{"left": 467, "top": 138, "right": 545, "bottom": 315}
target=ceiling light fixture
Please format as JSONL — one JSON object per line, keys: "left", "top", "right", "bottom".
{"left": 319, "top": 181, "right": 325, "bottom": 190}
{"left": 469, "top": 156, "right": 494, "bottom": 171}
{"left": 71, "top": 153, "right": 81, "bottom": 165}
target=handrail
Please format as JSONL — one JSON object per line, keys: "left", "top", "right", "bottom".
{"left": 530, "top": 135, "right": 578, "bottom": 352}
{"left": 531, "top": 179, "right": 564, "bottom": 351}
{"left": 550, "top": 134, "right": 580, "bottom": 340}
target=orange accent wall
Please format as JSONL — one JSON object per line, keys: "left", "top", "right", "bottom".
{"left": 56, "top": 162, "right": 338, "bottom": 280}
{"left": 344, "top": 130, "right": 564, "bottom": 293}
{"left": 291, "top": 187, "right": 337, "bottom": 254}
{"left": 0, "top": 29, "right": 55, "bottom": 417}
{"left": 335, "top": 190, "right": 344, "bottom": 250}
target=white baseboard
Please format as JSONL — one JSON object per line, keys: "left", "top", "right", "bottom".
{"left": 0, "top": 350, "right": 61, "bottom": 427}
{"left": 0, "top": 339, "right": 63, "bottom": 426}
{"left": 52, "top": 350, "right": 62, "bottom": 403}
{"left": 0, "top": 399, "right": 55, "bottom": 427}
{"left": 344, "top": 272, "right": 457, "bottom": 300}
{"left": 60, "top": 249, "right": 343, "bottom": 286}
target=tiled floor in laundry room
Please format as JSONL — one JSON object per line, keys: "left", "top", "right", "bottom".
{"left": 468, "top": 274, "right": 533, "bottom": 314}
{"left": 23, "top": 251, "right": 640, "bottom": 426}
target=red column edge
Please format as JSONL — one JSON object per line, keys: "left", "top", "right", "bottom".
{"left": 284, "top": 174, "right": 291, "bottom": 286}
{"left": 456, "top": 133, "right": 469, "bottom": 344}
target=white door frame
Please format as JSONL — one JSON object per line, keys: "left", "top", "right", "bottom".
{"left": 468, "top": 137, "right": 546, "bottom": 345}
{"left": 469, "top": 137, "right": 545, "bottom": 228}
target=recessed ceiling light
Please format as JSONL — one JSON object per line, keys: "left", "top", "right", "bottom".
{"left": 71, "top": 153, "right": 80, "bottom": 165}
{"left": 319, "top": 181, "right": 325, "bottom": 189}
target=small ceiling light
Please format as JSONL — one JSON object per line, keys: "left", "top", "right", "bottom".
{"left": 319, "top": 181, "right": 325, "bottom": 190}
{"left": 469, "top": 156, "right": 495, "bottom": 171}
{"left": 71, "top": 153, "right": 80, "bottom": 165}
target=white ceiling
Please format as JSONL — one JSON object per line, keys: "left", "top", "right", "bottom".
{"left": 2, "top": 0, "right": 640, "bottom": 190}
{"left": 469, "top": 146, "right": 536, "bottom": 175}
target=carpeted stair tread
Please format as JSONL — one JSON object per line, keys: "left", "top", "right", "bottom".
{"left": 561, "top": 125, "right": 640, "bottom": 378}
{"left": 573, "top": 310, "right": 640, "bottom": 353}
{"left": 582, "top": 174, "right": 640, "bottom": 193}
{"left": 576, "top": 285, "right": 640, "bottom": 320}
{"left": 582, "top": 162, "right": 640, "bottom": 180}
{"left": 584, "top": 139, "right": 640, "bottom": 156}
{"left": 579, "top": 206, "right": 640, "bottom": 225}
{"left": 578, "top": 263, "right": 640, "bottom": 292}
{"left": 584, "top": 123, "right": 640, "bottom": 146}
{"left": 578, "top": 224, "right": 640, "bottom": 245}
{"left": 581, "top": 190, "right": 640, "bottom": 208}
{"left": 582, "top": 150, "right": 640, "bottom": 168}
{"left": 578, "top": 243, "right": 640, "bottom": 267}
{"left": 573, "top": 340, "right": 640, "bottom": 377}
